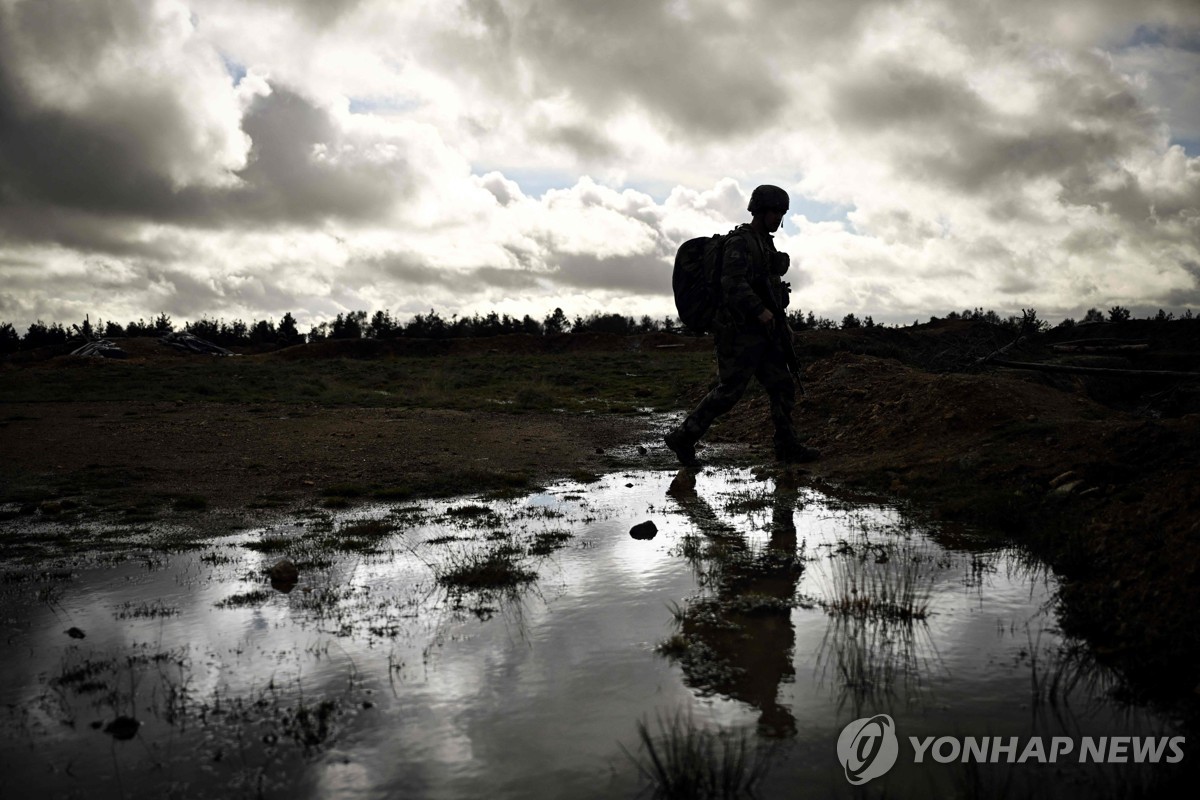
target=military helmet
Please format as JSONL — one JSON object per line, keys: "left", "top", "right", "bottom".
{"left": 747, "top": 184, "right": 789, "bottom": 215}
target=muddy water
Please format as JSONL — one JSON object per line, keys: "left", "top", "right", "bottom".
{"left": 0, "top": 468, "right": 1188, "bottom": 798}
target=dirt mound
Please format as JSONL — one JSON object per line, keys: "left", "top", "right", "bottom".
{"left": 703, "top": 350, "right": 1104, "bottom": 459}
{"left": 696, "top": 349, "right": 1200, "bottom": 701}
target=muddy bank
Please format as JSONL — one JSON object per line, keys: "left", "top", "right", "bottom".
{"left": 705, "top": 347, "right": 1200, "bottom": 705}
{"left": 0, "top": 402, "right": 664, "bottom": 524}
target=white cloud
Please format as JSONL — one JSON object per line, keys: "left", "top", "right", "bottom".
{"left": 1, "top": 0, "right": 1199, "bottom": 331}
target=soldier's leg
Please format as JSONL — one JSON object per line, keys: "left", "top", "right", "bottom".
{"left": 756, "top": 351, "right": 797, "bottom": 444}
{"left": 682, "top": 334, "right": 762, "bottom": 437}
{"left": 758, "top": 346, "right": 819, "bottom": 462}
{"left": 665, "top": 334, "right": 761, "bottom": 465}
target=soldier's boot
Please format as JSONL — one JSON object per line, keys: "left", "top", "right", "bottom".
{"left": 664, "top": 419, "right": 703, "bottom": 468}
{"left": 774, "top": 434, "right": 820, "bottom": 464}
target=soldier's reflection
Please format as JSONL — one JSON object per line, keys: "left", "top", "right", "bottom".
{"left": 664, "top": 470, "right": 803, "bottom": 738}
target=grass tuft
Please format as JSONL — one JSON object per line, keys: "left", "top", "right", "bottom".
{"left": 624, "top": 709, "right": 775, "bottom": 799}
{"left": 434, "top": 546, "right": 536, "bottom": 591}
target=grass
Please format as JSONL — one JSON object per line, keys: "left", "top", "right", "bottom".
{"left": 114, "top": 600, "right": 180, "bottom": 619}
{"left": 816, "top": 538, "right": 936, "bottom": 622}
{"left": 815, "top": 612, "right": 937, "bottom": 708}
{"left": 445, "top": 503, "right": 493, "bottom": 518}
{"left": 527, "top": 530, "right": 573, "bottom": 556}
{"left": 433, "top": 546, "right": 537, "bottom": 591}
{"left": 719, "top": 488, "right": 775, "bottom": 515}
{"left": 215, "top": 589, "right": 273, "bottom": 608}
{"left": 624, "top": 709, "right": 775, "bottom": 799}
{"left": 319, "top": 518, "right": 397, "bottom": 554}
{"left": 316, "top": 471, "right": 534, "bottom": 507}
{"left": 243, "top": 535, "right": 294, "bottom": 554}
{"left": 0, "top": 350, "right": 713, "bottom": 413}
{"left": 170, "top": 493, "right": 209, "bottom": 511}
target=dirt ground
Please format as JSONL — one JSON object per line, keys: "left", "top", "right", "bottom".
{"left": 707, "top": 325, "right": 1200, "bottom": 706}
{"left": 0, "top": 401, "right": 655, "bottom": 510}
{"left": 4, "top": 321, "right": 1200, "bottom": 708}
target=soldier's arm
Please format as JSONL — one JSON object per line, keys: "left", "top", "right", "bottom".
{"left": 720, "top": 234, "right": 766, "bottom": 322}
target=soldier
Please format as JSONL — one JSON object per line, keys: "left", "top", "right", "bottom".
{"left": 664, "top": 184, "right": 819, "bottom": 467}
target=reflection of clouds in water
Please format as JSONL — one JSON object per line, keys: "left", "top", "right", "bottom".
{"left": 0, "top": 468, "right": 1185, "bottom": 798}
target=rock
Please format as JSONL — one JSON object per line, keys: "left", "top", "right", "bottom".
{"left": 103, "top": 716, "right": 140, "bottom": 740}
{"left": 269, "top": 558, "right": 299, "bottom": 592}
{"left": 637, "top": 445, "right": 648, "bottom": 456}
{"left": 1053, "top": 480, "right": 1084, "bottom": 496}
{"left": 625, "top": 483, "right": 634, "bottom": 488}
{"left": 65, "top": 627, "right": 85, "bottom": 639}
{"left": 629, "top": 521, "right": 658, "bottom": 540}
{"left": 1049, "top": 471, "right": 1077, "bottom": 489}
{"left": 595, "top": 447, "right": 605, "bottom": 455}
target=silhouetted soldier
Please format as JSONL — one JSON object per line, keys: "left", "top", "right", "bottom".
{"left": 665, "top": 184, "right": 819, "bottom": 466}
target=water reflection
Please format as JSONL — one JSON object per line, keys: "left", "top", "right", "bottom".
{"left": 814, "top": 611, "right": 940, "bottom": 717}
{"left": 0, "top": 468, "right": 1190, "bottom": 799}
{"left": 808, "top": 535, "right": 945, "bottom": 715}
{"left": 662, "top": 469, "right": 802, "bottom": 738}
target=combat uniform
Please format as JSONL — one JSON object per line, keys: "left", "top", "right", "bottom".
{"left": 676, "top": 223, "right": 801, "bottom": 453}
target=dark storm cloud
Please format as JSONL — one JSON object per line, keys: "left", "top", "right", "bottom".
{"left": 473, "top": 266, "right": 541, "bottom": 290}
{"left": 448, "top": 0, "right": 789, "bottom": 140}
{"left": 1164, "top": 261, "right": 1200, "bottom": 307}
{"left": 927, "top": 127, "right": 1128, "bottom": 193}
{"left": 831, "top": 62, "right": 988, "bottom": 131}
{"left": 0, "top": 66, "right": 410, "bottom": 237}
{"left": 232, "top": 88, "right": 412, "bottom": 223}
{"left": 827, "top": 47, "right": 1199, "bottom": 236}
{"left": 0, "top": 19, "right": 205, "bottom": 221}
{"left": 1062, "top": 165, "right": 1200, "bottom": 232}
{"left": 365, "top": 253, "right": 455, "bottom": 286}
{"left": 254, "top": 0, "right": 366, "bottom": 26}
{"left": 830, "top": 59, "right": 1152, "bottom": 197}
{"left": 539, "top": 124, "right": 619, "bottom": 161}
{"left": 364, "top": 252, "right": 541, "bottom": 291}
{"left": 0, "top": 0, "right": 415, "bottom": 251}
{"left": 553, "top": 252, "right": 670, "bottom": 295}
{"left": 0, "top": 203, "right": 188, "bottom": 260}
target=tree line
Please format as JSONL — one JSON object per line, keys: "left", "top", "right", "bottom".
{"left": 0, "top": 308, "right": 676, "bottom": 353}
{"left": 0, "top": 304, "right": 1193, "bottom": 355}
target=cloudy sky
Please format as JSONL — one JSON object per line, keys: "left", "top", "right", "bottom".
{"left": 1, "top": 0, "right": 1198, "bottom": 332}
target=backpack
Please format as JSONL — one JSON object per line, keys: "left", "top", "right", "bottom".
{"left": 672, "top": 232, "right": 729, "bottom": 333}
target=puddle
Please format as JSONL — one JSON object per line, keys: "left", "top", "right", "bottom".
{"left": 0, "top": 469, "right": 1190, "bottom": 797}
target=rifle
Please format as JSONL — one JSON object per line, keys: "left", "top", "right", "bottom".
{"left": 759, "top": 277, "right": 804, "bottom": 391}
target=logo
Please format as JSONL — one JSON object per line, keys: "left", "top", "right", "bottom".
{"left": 837, "top": 714, "right": 899, "bottom": 785}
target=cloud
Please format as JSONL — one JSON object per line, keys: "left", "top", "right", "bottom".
{"left": 0, "top": 0, "right": 249, "bottom": 211}
{"left": 446, "top": 0, "right": 789, "bottom": 139}
{"left": 1, "top": 0, "right": 1199, "bottom": 331}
